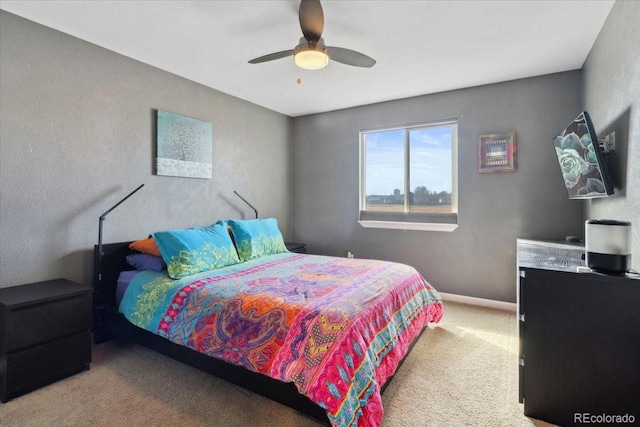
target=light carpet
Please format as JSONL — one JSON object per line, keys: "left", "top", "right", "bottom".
{"left": 0, "top": 301, "right": 554, "bottom": 426}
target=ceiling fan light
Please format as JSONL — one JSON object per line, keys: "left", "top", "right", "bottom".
{"left": 294, "top": 49, "right": 329, "bottom": 70}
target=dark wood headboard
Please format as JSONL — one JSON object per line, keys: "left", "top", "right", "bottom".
{"left": 93, "top": 241, "right": 136, "bottom": 344}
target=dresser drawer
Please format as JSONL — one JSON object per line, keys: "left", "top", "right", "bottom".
{"left": 2, "top": 331, "right": 91, "bottom": 402}
{"left": 4, "top": 293, "right": 91, "bottom": 353}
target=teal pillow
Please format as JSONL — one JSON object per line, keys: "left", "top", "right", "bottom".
{"left": 227, "top": 218, "right": 288, "bottom": 261}
{"left": 153, "top": 223, "right": 240, "bottom": 279}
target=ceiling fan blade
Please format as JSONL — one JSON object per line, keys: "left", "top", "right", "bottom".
{"left": 327, "top": 47, "right": 376, "bottom": 68}
{"left": 299, "top": 0, "right": 324, "bottom": 41}
{"left": 248, "top": 50, "right": 294, "bottom": 64}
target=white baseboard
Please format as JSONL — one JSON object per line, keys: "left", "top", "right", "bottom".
{"left": 439, "top": 292, "right": 516, "bottom": 312}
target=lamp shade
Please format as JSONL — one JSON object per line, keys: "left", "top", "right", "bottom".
{"left": 294, "top": 49, "right": 329, "bottom": 70}
{"left": 293, "top": 37, "right": 329, "bottom": 70}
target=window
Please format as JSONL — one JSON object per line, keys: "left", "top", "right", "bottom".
{"left": 359, "top": 120, "right": 458, "bottom": 231}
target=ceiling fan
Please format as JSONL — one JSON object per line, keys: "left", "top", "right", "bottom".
{"left": 248, "top": 0, "right": 376, "bottom": 70}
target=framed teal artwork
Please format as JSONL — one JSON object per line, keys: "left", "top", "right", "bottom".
{"left": 156, "top": 109, "right": 212, "bottom": 179}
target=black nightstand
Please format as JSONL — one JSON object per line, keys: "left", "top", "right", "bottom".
{"left": 0, "top": 278, "right": 92, "bottom": 402}
{"left": 285, "top": 242, "right": 307, "bottom": 254}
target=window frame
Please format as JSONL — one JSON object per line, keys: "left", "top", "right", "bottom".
{"left": 358, "top": 119, "right": 458, "bottom": 232}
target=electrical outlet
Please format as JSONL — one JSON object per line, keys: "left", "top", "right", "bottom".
{"left": 347, "top": 251, "right": 354, "bottom": 258}
{"left": 602, "top": 131, "right": 616, "bottom": 153}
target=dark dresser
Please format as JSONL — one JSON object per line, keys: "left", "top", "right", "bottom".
{"left": 517, "top": 239, "right": 640, "bottom": 426}
{"left": 0, "top": 278, "right": 92, "bottom": 402}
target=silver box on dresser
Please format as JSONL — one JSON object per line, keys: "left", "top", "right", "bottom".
{"left": 516, "top": 238, "right": 585, "bottom": 272}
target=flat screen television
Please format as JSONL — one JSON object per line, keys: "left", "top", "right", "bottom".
{"left": 552, "top": 111, "right": 614, "bottom": 199}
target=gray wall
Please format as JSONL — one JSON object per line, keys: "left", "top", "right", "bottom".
{"left": 292, "top": 72, "right": 584, "bottom": 302}
{"left": 582, "top": 0, "right": 640, "bottom": 272}
{"left": 5, "top": 4, "right": 635, "bottom": 302}
{"left": 0, "top": 11, "right": 293, "bottom": 289}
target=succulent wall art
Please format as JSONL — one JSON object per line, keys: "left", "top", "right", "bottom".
{"left": 552, "top": 112, "right": 612, "bottom": 198}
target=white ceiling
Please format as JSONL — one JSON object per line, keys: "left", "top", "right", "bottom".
{"left": 1, "top": 0, "right": 615, "bottom": 117}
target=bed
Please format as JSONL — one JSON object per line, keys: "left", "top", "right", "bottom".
{"left": 93, "top": 219, "right": 443, "bottom": 427}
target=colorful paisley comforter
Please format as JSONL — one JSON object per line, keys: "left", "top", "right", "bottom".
{"left": 119, "top": 253, "right": 443, "bottom": 427}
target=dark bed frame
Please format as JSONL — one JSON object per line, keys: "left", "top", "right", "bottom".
{"left": 93, "top": 241, "right": 428, "bottom": 424}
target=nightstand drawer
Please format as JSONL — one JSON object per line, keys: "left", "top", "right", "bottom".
{"left": 2, "top": 331, "right": 91, "bottom": 401}
{"left": 4, "top": 293, "right": 91, "bottom": 353}
{"left": 285, "top": 242, "right": 306, "bottom": 254}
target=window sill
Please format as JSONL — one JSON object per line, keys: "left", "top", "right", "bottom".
{"left": 358, "top": 220, "right": 458, "bottom": 232}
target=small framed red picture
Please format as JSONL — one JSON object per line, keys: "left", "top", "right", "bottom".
{"left": 478, "top": 132, "right": 516, "bottom": 173}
